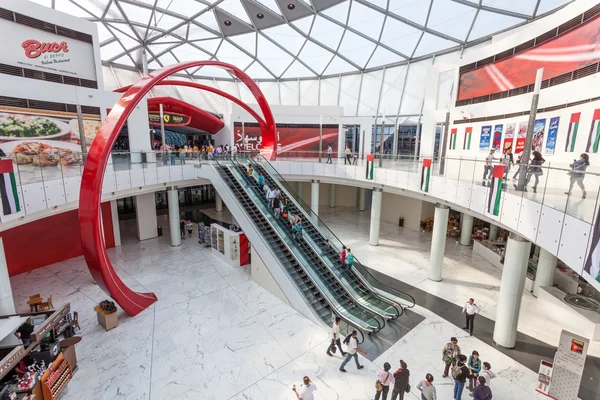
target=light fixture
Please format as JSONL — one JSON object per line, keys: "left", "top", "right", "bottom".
{"left": 224, "top": 20, "right": 232, "bottom": 26}
{"left": 257, "top": 13, "right": 264, "bottom": 19}
{"left": 287, "top": 3, "right": 295, "bottom": 10}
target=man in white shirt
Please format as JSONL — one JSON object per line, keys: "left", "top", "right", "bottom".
{"left": 267, "top": 188, "right": 276, "bottom": 209}
{"left": 327, "top": 145, "right": 332, "bottom": 164}
{"left": 339, "top": 330, "right": 366, "bottom": 372}
{"left": 462, "top": 298, "right": 480, "bottom": 336}
{"left": 483, "top": 149, "right": 495, "bottom": 180}
{"left": 293, "top": 376, "right": 317, "bottom": 400}
{"left": 326, "top": 317, "right": 346, "bottom": 357}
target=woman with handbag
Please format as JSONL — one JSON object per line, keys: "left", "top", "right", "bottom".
{"left": 374, "top": 362, "right": 392, "bottom": 400}
{"left": 565, "top": 153, "right": 589, "bottom": 199}
{"left": 526, "top": 151, "right": 545, "bottom": 193}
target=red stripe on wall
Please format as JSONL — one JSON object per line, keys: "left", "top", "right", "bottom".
{"left": 239, "top": 233, "right": 249, "bottom": 266}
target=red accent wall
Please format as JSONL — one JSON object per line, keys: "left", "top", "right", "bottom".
{"left": 0, "top": 202, "right": 115, "bottom": 276}
{"left": 239, "top": 233, "right": 249, "bottom": 266}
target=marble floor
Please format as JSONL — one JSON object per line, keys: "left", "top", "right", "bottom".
{"left": 8, "top": 214, "right": 558, "bottom": 400}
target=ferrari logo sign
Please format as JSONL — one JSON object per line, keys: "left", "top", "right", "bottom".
{"left": 163, "top": 114, "right": 170, "bottom": 123}
{"left": 148, "top": 112, "right": 190, "bottom": 126}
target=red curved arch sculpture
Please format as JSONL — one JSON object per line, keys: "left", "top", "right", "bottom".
{"left": 79, "top": 61, "right": 277, "bottom": 316}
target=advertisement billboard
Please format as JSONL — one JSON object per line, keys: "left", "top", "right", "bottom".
{"left": 545, "top": 117, "right": 560, "bottom": 155}
{"left": 533, "top": 119, "right": 546, "bottom": 152}
{"left": 503, "top": 123, "right": 515, "bottom": 152}
{"left": 515, "top": 122, "right": 528, "bottom": 153}
{"left": 479, "top": 126, "right": 491, "bottom": 152}
{"left": 0, "top": 18, "right": 96, "bottom": 81}
{"left": 492, "top": 124, "right": 503, "bottom": 149}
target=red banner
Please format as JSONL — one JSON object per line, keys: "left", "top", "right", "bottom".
{"left": 458, "top": 16, "right": 600, "bottom": 101}
{"left": 515, "top": 122, "right": 528, "bottom": 154}
{"left": 503, "top": 123, "right": 515, "bottom": 152}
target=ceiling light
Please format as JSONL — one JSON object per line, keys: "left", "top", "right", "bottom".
{"left": 224, "top": 20, "right": 232, "bottom": 26}
{"left": 287, "top": 3, "right": 295, "bottom": 10}
{"left": 257, "top": 13, "right": 264, "bottom": 19}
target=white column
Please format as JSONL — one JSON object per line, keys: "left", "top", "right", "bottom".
{"left": 127, "top": 99, "right": 152, "bottom": 164}
{"left": 489, "top": 224, "right": 499, "bottom": 241}
{"left": 215, "top": 192, "right": 223, "bottom": 212}
{"left": 135, "top": 193, "right": 158, "bottom": 241}
{"left": 329, "top": 184, "right": 336, "bottom": 208}
{"left": 0, "top": 239, "right": 15, "bottom": 315}
{"left": 358, "top": 188, "right": 366, "bottom": 211}
{"left": 460, "top": 213, "right": 474, "bottom": 246}
{"left": 493, "top": 232, "right": 531, "bottom": 348}
{"left": 168, "top": 188, "right": 181, "bottom": 247}
{"left": 370, "top": 188, "right": 383, "bottom": 246}
{"left": 429, "top": 203, "right": 449, "bottom": 282}
{"left": 311, "top": 180, "right": 320, "bottom": 220}
{"left": 297, "top": 181, "right": 303, "bottom": 199}
{"left": 110, "top": 200, "right": 121, "bottom": 247}
{"left": 533, "top": 248, "right": 557, "bottom": 297}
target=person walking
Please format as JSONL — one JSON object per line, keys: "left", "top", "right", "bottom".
{"left": 272, "top": 195, "right": 281, "bottom": 219}
{"left": 179, "top": 218, "right": 186, "bottom": 240}
{"left": 483, "top": 149, "right": 495, "bottom": 180}
{"left": 391, "top": 360, "right": 410, "bottom": 400}
{"left": 327, "top": 145, "right": 333, "bottom": 164}
{"left": 293, "top": 221, "right": 303, "bottom": 240}
{"left": 565, "top": 153, "right": 590, "bottom": 199}
{"left": 462, "top": 298, "right": 479, "bottom": 336}
{"left": 501, "top": 148, "right": 513, "bottom": 179}
{"left": 442, "top": 337, "right": 461, "bottom": 377}
{"left": 526, "top": 151, "right": 545, "bottom": 193}
{"left": 293, "top": 376, "right": 317, "bottom": 400}
{"left": 416, "top": 373, "right": 436, "bottom": 400}
{"left": 353, "top": 150, "right": 358, "bottom": 165}
{"left": 339, "top": 330, "right": 366, "bottom": 372}
{"left": 375, "top": 362, "right": 393, "bottom": 400}
{"left": 257, "top": 173, "right": 265, "bottom": 187}
{"left": 326, "top": 316, "right": 346, "bottom": 357}
{"left": 344, "top": 146, "right": 352, "bottom": 165}
{"left": 512, "top": 153, "right": 522, "bottom": 180}
{"left": 339, "top": 245, "right": 347, "bottom": 265}
{"left": 477, "top": 362, "right": 496, "bottom": 393}
{"left": 186, "top": 220, "right": 193, "bottom": 238}
{"left": 179, "top": 147, "right": 186, "bottom": 164}
{"left": 346, "top": 249, "right": 355, "bottom": 268}
{"left": 467, "top": 351, "right": 481, "bottom": 392}
{"left": 472, "top": 376, "right": 492, "bottom": 400}
{"left": 453, "top": 354, "right": 470, "bottom": 400}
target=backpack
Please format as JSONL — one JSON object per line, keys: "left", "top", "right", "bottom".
{"left": 451, "top": 364, "right": 462, "bottom": 379}
{"left": 343, "top": 333, "right": 353, "bottom": 345}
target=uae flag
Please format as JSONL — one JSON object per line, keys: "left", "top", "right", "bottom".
{"left": 366, "top": 154, "right": 374, "bottom": 180}
{"left": 0, "top": 159, "right": 20, "bottom": 216}
{"left": 420, "top": 158, "right": 432, "bottom": 192}
{"left": 565, "top": 112, "right": 580, "bottom": 152}
{"left": 449, "top": 128, "right": 457, "bottom": 150}
{"left": 463, "top": 127, "right": 472, "bottom": 150}
{"left": 487, "top": 166, "right": 505, "bottom": 216}
{"left": 585, "top": 109, "right": 600, "bottom": 153}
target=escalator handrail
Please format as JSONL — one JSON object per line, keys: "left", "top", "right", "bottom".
{"left": 210, "top": 155, "right": 375, "bottom": 338}
{"left": 250, "top": 154, "right": 416, "bottom": 309}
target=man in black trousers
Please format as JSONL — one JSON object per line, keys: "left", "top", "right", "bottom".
{"left": 462, "top": 298, "right": 480, "bottom": 336}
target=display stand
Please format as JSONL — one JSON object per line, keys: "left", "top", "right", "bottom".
{"left": 41, "top": 352, "right": 72, "bottom": 400}
{"left": 210, "top": 223, "right": 249, "bottom": 267}
{"left": 94, "top": 305, "right": 118, "bottom": 331}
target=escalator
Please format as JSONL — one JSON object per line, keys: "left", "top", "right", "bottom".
{"left": 211, "top": 157, "right": 385, "bottom": 339}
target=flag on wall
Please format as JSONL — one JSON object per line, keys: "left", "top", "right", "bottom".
{"left": 421, "top": 158, "right": 432, "bottom": 192}
{"left": 366, "top": 154, "right": 374, "bottom": 180}
{"left": 487, "top": 166, "right": 505, "bottom": 216}
{"left": 449, "top": 128, "right": 457, "bottom": 150}
{"left": 0, "top": 159, "right": 20, "bottom": 216}
{"left": 585, "top": 109, "right": 600, "bottom": 153}
{"left": 565, "top": 112, "right": 581, "bottom": 152}
{"left": 463, "top": 127, "right": 472, "bottom": 150}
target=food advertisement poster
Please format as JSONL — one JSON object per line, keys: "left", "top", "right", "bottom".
{"left": 536, "top": 360, "right": 553, "bottom": 396}
{"left": 545, "top": 117, "right": 560, "bottom": 155}
{"left": 533, "top": 119, "right": 546, "bottom": 152}
{"left": 492, "top": 124, "right": 503, "bottom": 149}
{"left": 479, "top": 126, "right": 492, "bottom": 152}
{"left": 233, "top": 122, "right": 339, "bottom": 157}
{"left": 503, "top": 123, "right": 515, "bottom": 152}
{"left": 515, "top": 122, "right": 528, "bottom": 153}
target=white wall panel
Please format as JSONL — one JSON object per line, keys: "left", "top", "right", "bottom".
{"left": 280, "top": 81, "right": 300, "bottom": 106}
{"left": 22, "top": 183, "right": 47, "bottom": 214}
{"left": 400, "top": 61, "right": 428, "bottom": 116}
{"left": 274, "top": 161, "right": 289, "bottom": 175}
{"left": 339, "top": 74, "right": 361, "bottom": 116}
{"left": 258, "top": 81, "right": 280, "bottom": 106}
{"left": 301, "top": 162, "right": 314, "bottom": 176}
{"left": 357, "top": 70, "right": 383, "bottom": 116}
{"left": 518, "top": 198, "right": 542, "bottom": 242}
{"left": 320, "top": 77, "right": 339, "bottom": 107}
{"left": 469, "top": 184, "right": 487, "bottom": 215}
{"left": 397, "top": 171, "right": 409, "bottom": 188}
{"left": 115, "top": 170, "right": 131, "bottom": 192}
{"left": 169, "top": 165, "right": 183, "bottom": 182}
{"left": 429, "top": 175, "right": 444, "bottom": 199}
{"left": 536, "top": 205, "right": 565, "bottom": 256}
{"left": 407, "top": 172, "right": 421, "bottom": 192}
{"left": 444, "top": 179, "right": 458, "bottom": 204}
{"left": 63, "top": 176, "right": 81, "bottom": 203}
{"left": 378, "top": 66, "right": 407, "bottom": 119}
{"left": 455, "top": 181, "right": 472, "bottom": 209}
{"left": 144, "top": 167, "right": 158, "bottom": 186}
{"left": 157, "top": 166, "right": 171, "bottom": 183}
{"left": 344, "top": 164, "right": 357, "bottom": 180}
{"left": 375, "top": 168, "right": 386, "bottom": 185}
{"left": 289, "top": 162, "right": 303, "bottom": 175}
{"left": 385, "top": 170, "right": 398, "bottom": 187}
{"left": 300, "top": 80, "right": 319, "bottom": 106}
{"left": 558, "top": 215, "right": 593, "bottom": 274}
{"left": 102, "top": 170, "right": 117, "bottom": 194}
{"left": 335, "top": 164, "right": 346, "bottom": 178}
{"left": 44, "top": 180, "right": 66, "bottom": 208}
{"left": 500, "top": 192, "right": 521, "bottom": 232}
{"left": 313, "top": 163, "right": 325, "bottom": 177}
{"left": 182, "top": 165, "right": 196, "bottom": 180}
{"left": 129, "top": 168, "right": 145, "bottom": 188}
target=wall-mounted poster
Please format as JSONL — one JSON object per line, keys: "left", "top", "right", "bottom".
{"left": 503, "top": 123, "right": 515, "bottom": 152}
{"left": 463, "top": 127, "right": 472, "bottom": 150}
{"left": 565, "top": 112, "right": 581, "bottom": 152}
{"left": 211, "top": 227, "right": 218, "bottom": 250}
{"left": 545, "top": 117, "right": 560, "bottom": 155}
{"left": 515, "top": 122, "right": 528, "bottom": 153}
{"left": 479, "top": 126, "right": 492, "bottom": 152}
{"left": 492, "top": 124, "right": 503, "bottom": 149}
{"left": 533, "top": 119, "right": 546, "bottom": 152}
{"left": 449, "top": 128, "right": 457, "bottom": 150}
{"left": 585, "top": 109, "right": 600, "bottom": 153}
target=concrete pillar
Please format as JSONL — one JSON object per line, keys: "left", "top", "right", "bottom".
{"left": 370, "top": 188, "right": 383, "bottom": 246}
{"left": 168, "top": 188, "right": 181, "bottom": 247}
{"left": 297, "top": 181, "right": 303, "bottom": 199}
{"left": 489, "top": 224, "right": 499, "bottom": 241}
{"left": 429, "top": 203, "right": 449, "bottom": 282}
{"left": 460, "top": 213, "right": 474, "bottom": 246}
{"left": 215, "top": 192, "right": 223, "bottom": 212}
{"left": 110, "top": 200, "right": 121, "bottom": 247}
{"left": 0, "top": 239, "right": 15, "bottom": 315}
{"left": 533, "top": 248, "right": 557, "bottom": 297}
{"left": 135, "top": 193, "right": 158, "bottom": 241}
{"left": 329, "top": 184, "right": 336, "bottom": 208}
{"left": 311, "top": 180, "right": 320, "bottom": 220}
{"left": 358, "top": 188, "right": 366, "bottom": 211}
{"left": 493, "top": 232, "right": 531, "bottom": 348}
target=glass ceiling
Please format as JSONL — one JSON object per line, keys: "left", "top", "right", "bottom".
{"left": 34, "top": 0, "right": 570, "bottom": 80}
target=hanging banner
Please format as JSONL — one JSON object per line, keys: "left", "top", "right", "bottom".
{"left": 536, "top": 360, "right": 553, "bottom": 396}
{"left": 449, "top": 128, "right": 457, "bottom": 150}
{"left": 492, "top": 124, "right": 503, "bottom": 149}
{"left": 420, "top": 158, "right": 432, "bottom": 192}
{"left": 366, "top": 154, "right": 374, "bottom": 180}
{"left": 479, "top": 126, "right": 492, "bottom": 152}
{"left": 545, "top": 117, "right": 560, "bottom": 155}
{"left": 533, "top": 119, "right": 546, "bottom": 152}
{"left": 503, "top": 123, "right": 515, "bottom": 152}
{"left": 585, "top": 109, "right": 600, "bottom": 153}
{"left": 487, "top": 165, "right": 505, "bottom": 216}
{"left": 565, "top": 112, "right": 581, "bottom": 152}
{"left": 463, "top": 127, "right": 472, "bottom": 150}
{"left": 515, "top": 122, "right": 528, "bottom": 153}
